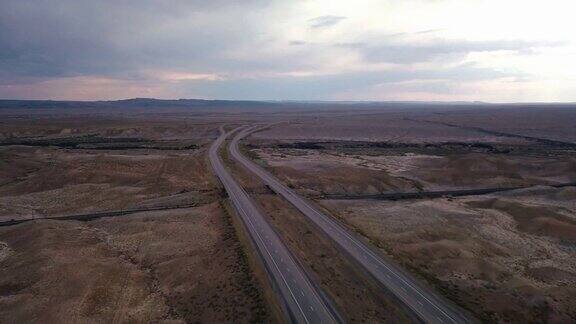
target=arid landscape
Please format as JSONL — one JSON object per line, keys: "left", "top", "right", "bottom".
{"left": 242, "top": 104, "right": 576, "bottom": 322}
{"left": 320, "top": 189, "right": 576, "bottom": 323}
{"left": 1, "top": 100, "right": 575, "bottom": 323}
{"left": 2, "top": 1, "right": 576, "bottom": 323}
{"left": 0, "top": 106, "right": 272, "bottom": 323}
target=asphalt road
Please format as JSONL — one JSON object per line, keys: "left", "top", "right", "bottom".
{"left": 229, "top": 126, "right": 474, "bottom": 324}
{"left": 209, "top": 127, "right": 340, "bottom": 324}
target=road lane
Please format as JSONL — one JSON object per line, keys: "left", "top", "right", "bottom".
{"left": 209, "top": 127, "right": 339, "bottom": 324}
{"left": 229, "top": 126, "right": 474, "bottom": 324}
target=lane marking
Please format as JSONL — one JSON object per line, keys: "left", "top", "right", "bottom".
{"left": 230, "top": 128, "right": 462, "bottom": 324}
{"left": 230, "top": 135, "right": 341, "bottom": 323}
{"left": 211, "top": 130, "right": 315, "bottom": 324}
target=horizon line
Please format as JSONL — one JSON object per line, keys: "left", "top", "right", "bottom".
{"left": 1, "top": 97, "right": 576, "bottom": 105}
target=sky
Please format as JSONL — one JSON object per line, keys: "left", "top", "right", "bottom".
{"left": 1, "top": 0, "right": 576, "bottom": 102}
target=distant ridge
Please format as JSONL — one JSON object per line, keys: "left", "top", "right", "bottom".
{"left": 0, "top": 98, "right": 276, "bottom": 109}
{"left": 110, "top": 98, "right": 274, "bottom": 107}
{"left": 0, "top": 98, "right": 575, "bottom": 109}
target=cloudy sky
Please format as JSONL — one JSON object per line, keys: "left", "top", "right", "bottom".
{"left": 1, "top": 0, "right": 575, "bottom": 102}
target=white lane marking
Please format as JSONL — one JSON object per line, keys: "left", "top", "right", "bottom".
{"left": 275, "top": 178, "right": 453, "bottom": 321}
{"left": 235, "top": 197, "right": 310, "bottom": 323}
{"left": 211, "top": 131, "right": 314, "bottom": 324}
{"left": 229, "top": 135, "right": 340, "bottom": 323}
{"left": 230, "top": 128, "right": 460, "bottom": 324}
{"left": 230, "top": 188, "right": 312, "bottom": 324}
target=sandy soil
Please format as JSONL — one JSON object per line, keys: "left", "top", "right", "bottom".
{"left": 245, "top": 114, "right": 576, "bottom": 322}
{"left": 252, "top": 113, "right": 523, "bottom": 144}
{"left": 0, "top": 115, "right": 224, "bottom": 221}
{"left": 0, "top": 116, "right": 219, "bottom": 142}
{"left": 320, "top": 187, "right": 576, "bottom": 323}
{"left": 253, "top": 147, "right": 576, "bottom": 194}
{"left": 408, "top": 154, "right": 576, "bottom": 189}
{"left": 0, "top": 115, "right": 273, "bottom": 323}
{"left": 251, "top": 106, "right": 576, "bottom": 144}
{"left": 2, "top": 103, "right": 575, "bottom": 323}
{"left": 222, "top": 139, "right": 413, "bottom": 323}
{"left": 0, "top": 146, "right": 215, "bottom": 221}
{"left": 0, "top": 203, "right": 268, "bottom": 323}
{"left": 421, "top": 106, "right": 576, "bottom": 143}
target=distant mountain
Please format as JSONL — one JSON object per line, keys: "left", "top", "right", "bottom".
{"left": 0, "top": 98, "right": 278, "bottom": 109}
{"left": 0, "top": 98, "right": 574, "bottom": 109}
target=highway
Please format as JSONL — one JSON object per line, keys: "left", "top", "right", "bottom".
{"left": 229, "top": 126, "right": 474, "bottom": 324}
{"left": 209, "top": 127, "right": 340, "bottom": 324}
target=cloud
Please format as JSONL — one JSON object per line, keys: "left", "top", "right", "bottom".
{"left": 308, "top": 15, "right": 346, "bottom": 28}
{"left": 289, "top": 40, "right": 309, "bottom": 46}
{"left": 350, "top": 39, "right": 559, "bottom": 64}
{"left": 0, "top": 0, "right": 574, "bottom": 102}
{"left": 0, "top": 0, "right": 274, "bottom": 81}
{"left": 0, "top": 76, "right": 166, "bottom": 100}
{"left": 0, "top": 62, "right": 521, "bottom": 101}
{"left": 413, "top": 28, "right": 444, "bottom": 35}
{"left": 169, "top": 63, "right": 510, "bottom": 100}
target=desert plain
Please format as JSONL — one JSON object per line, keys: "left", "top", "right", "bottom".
{"left": 0, "top": 100, "right": 575, "bottom": 323}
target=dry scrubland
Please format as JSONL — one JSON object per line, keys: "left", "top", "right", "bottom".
{"left": 250, "top": 106, "right": 576, "bottom": 195}
{"left": 0, "top": 147, "right": 214, "bottom": 220}
{"left": 0, "top": 112, "right": 269, "bottom": 322}
{"left": 222, "top": 142, "right": 413, "bottom": 323}
{"left": 322, "top": 188, "right": 576, "bottom": 323}
{"left": 1, "top": 103, "right": 576, "bottom": 323}
{"left": 421, "top": 106, "right": 576, "bottom": 143}
{"left": 0, "top": 205, "right": 267, "bottom": 322}
{"left": 253, "top": 148, "right": 576, "bottom": 194}
{"left": 252, "top": 106, "right": 576, "bottom": 144}
{"left": 249, "top": 164, "right": 576, "bottom": 321}
{"left": 251, "top": 111, "right": 512, "bottom": 143}
{"left": 0, "top": 116, "right": 219, "bottom": 221}
{"left": 247, "top": 106, "right": 576, "bottom": 322}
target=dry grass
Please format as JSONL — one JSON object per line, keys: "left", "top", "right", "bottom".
{"left": 0, "top": 115, "right": 270, "bottom": 323}
{"left": 321, "top": 187, "right": 576, "bottom": 323}
{"left": 0, "top": 146, "right": 216, "bottom": 220}
{"left": 253, "top": 147, "right": 576, "bottom": 193}
{"left": 222, "top": 139, "right": 413, "bottom": 323}
{"left": 0, "top": 203, "right": 270, "bottom": 323}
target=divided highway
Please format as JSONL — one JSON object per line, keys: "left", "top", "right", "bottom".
{"left": 229, "top": 126, "right": 474, "bottom": 324}
{"left": 209, "top": 127, "right": 339, "bottom": 324}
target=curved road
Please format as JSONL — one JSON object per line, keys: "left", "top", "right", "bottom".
{"left": 229, "top": 126, "right": 474, "bottom": 324}
{"left": 209, "top": 127, "right": 339, "bottom": 324}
